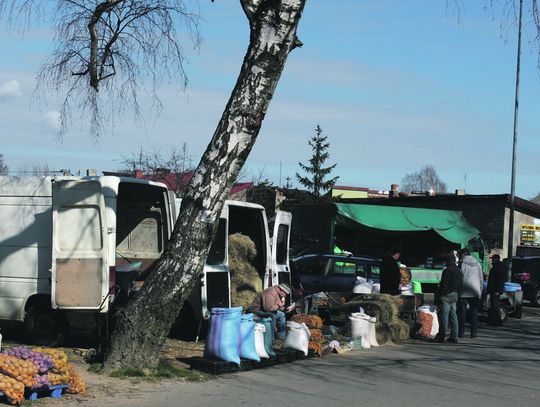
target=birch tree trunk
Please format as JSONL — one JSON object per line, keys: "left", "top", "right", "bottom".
{"left": 103, "top": 0, "right": 306, "bottom": 371}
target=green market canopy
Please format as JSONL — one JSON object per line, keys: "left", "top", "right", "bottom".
{"left": 334, "top": 203, "right": 480, "bottom": 248}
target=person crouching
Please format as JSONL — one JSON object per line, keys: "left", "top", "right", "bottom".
{"left": 248, "top": 284, "right": 291, "bottom": 340}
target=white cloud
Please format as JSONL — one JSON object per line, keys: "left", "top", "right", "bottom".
{"left": 42, "top": 110, "right": 61, "bottom": 131}
{"left": 0, "top": 80, "right": 22, "bottom": 102}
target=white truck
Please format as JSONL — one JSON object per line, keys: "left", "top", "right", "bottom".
{"left": 0, "top": 175, "right": 174, "bottom": 345}
{"left": 170, "top": 198, "right": 292, "bottom": 339}
{"left": 0, "top": 175, "right": 292, "bottom": 344}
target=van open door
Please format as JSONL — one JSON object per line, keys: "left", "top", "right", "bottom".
{"left": 51, "top": 179, "right": 109, "bottom": 311}
{"left": 270, "top": 210, "right": 292, "bottom": 288}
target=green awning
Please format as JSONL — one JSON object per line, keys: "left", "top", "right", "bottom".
{"left": 334, "top": 203, "right": 480, "bottom": 247}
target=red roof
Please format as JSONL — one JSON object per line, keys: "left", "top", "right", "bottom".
{"left": 135, "top": 170, "right": 253, "bottom": 195}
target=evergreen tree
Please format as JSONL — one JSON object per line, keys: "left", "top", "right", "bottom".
{"left": 296, "top": 125, "right": 339, "bottom": 197}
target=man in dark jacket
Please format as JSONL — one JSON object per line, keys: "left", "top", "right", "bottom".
{"left": 380, "top": 247, "right": 401, "bottom": 295}
{"left": 487, "top": 254, "right": 506, "bottom": 325}
{"left": 436, "top": 253, "right": 462, "bottom": 343}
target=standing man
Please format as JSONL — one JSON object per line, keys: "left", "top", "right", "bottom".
{"left": 457, "top": 249, "right": 484, "bottom": 338}
{"left": 249, "top": 283, "right": 291, "bottom": 340}
{"left": 436, "top": 253, "right": 462, "bottom": 343}
{"left": 380, "top": 246, "right": 401, "bottom": 295}
{"left": 487, "top": 254, "right": 506, "bottom": 325}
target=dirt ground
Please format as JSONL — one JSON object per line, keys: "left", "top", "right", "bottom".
{"left": 0, "top": 339, "right": 209, "bottom": 407}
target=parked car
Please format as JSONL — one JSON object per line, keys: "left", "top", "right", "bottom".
{"left": 291, "top": 253, "right": 381, "bottom": 298}
{"left": 510, "top": 256, "right": 540, "bottom": 306}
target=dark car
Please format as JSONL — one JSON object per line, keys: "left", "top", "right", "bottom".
{"left": 511, "top": 256, "right": 540, "bottom": 306}
{"left": 291, "top": 253, "right": 381, "bottom": 297}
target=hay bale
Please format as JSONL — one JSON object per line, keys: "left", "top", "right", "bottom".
{"left": 344, "top": 294, "right": 401, "bottom": 324}
{"left": 375, "top": 322, "right": 391, "bottom": 345}
{"left": 387, "top": 320, "right": 411, "bottom": 343}
{"left": 228, "top": 233, "right": 262, "bottom": 309}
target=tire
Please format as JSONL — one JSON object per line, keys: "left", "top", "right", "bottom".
{"left": 532, "top": 288, "right": 540, "bottom": 307}
{"left": 499, "top": 305, "right": 508, "bottom": 323}
{"left": 24, "top": 304, "right": 67, "bottom": 347}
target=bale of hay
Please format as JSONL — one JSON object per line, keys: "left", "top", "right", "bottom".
{"left": 343, "top": 294, "right": 401, "bottom": 324}
{"left": 387, "top": 320, "right": 411, "bottom": 343}
{"left": 375, "top": 322, "right": 391, "bottom": 345}
{"left": 228, "top": 233, "right": 262, "bottom": 309}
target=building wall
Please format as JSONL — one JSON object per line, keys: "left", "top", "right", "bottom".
{"left": 503, "top": 208, "right": 540, "bottom": 257}
{"left": 332, "top": 189, "right": 368, "bottom": 199}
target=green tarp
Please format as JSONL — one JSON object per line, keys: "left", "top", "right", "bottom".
{"left": 334, "top": 203, "right": 480, "bottom": 248}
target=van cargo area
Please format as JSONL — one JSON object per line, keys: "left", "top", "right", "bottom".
{"left": 0, "top": 176, "right": 172, "bottom": 346}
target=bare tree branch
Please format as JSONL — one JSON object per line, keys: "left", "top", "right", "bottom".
{"left": 1, "top": 0, "right": 201, "bottom": 140}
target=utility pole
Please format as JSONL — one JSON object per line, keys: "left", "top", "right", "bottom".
{"left": 507, "top": 0, "right": 523, "bottom": 281}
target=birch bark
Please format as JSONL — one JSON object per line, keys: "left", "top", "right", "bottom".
{"left": 103, "top": 0, "right": 306, "bottom": 371}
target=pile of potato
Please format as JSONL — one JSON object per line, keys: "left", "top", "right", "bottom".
{"left": 0, "top": 373, "right": 25, "bottom": 405}
{"left": 0, "top": 354, "right": 37, "bottom": 388}
{"left": 0, "top": 346, "right": 86, "bottom": 404}
{"left": 67, "top": 364, "right": 86, "bottom": 395}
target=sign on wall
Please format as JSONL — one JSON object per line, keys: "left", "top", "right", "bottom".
{"left": 520, "top": 224, "right": 540, "bottom": 246}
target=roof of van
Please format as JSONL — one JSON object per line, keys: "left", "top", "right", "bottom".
{"left": 0, "top": 175, "right": 168, "bottom": 197}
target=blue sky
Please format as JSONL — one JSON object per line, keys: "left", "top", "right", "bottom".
{"left": 0, "top": 1, "right": 539, "bottom": 198}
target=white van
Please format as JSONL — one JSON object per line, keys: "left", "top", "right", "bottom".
{"left": 171, "top": 199, "right": 292, "bottom": 339}
{"left": 0, "top": 176, "right": 173, "bottom": 345}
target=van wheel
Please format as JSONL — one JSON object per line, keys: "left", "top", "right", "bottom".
{"left": 532, "top": 289, "right": 540, "bottom": 307}
{"left": 24, "top": 305, "right": 67, "bottom": 347}
{"left": 499, "top": 305, "right": 508, "bottom": 323}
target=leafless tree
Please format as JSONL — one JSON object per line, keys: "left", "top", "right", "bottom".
{"left": 401, "top": 165, "right": 448, "bottom": 194}
{"left": 118, "top": 144, "right": 195, "bottom": 195}
{"left": 0, "top": 0, "right": 201, "bottom": 140}
{"left": 17, "top": 162, "right": 51, "bottom": 176}
{"left": 0, "top": 154, "right": 8, "bottom": 175}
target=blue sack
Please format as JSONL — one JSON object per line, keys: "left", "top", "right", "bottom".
{"left": 238, "top": 313, "right": 260, "bottom": 362}
{"left": 204, "top": 307, "right": 243, "bottom": 365}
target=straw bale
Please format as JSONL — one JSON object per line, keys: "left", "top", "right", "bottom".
{"left": 342, "top": 294, "right": 401, "bottom": 324}
{"left": 229, "top": 233, "right": 262, "bottom": 309}
{"left": 387, "top": 320, "right": 411, "bottom": 343}
{"left": 375, "top": 323, "right": 391, "bottom": 345}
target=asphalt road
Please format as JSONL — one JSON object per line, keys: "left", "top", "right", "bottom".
{"left": 71, "top": 305, "right": 540, "bottom": 407}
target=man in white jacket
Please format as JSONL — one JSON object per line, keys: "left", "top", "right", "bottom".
{"left": 458, "top": 249, "right": 484, "bottom": 338}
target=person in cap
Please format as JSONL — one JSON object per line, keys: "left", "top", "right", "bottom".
{"left": 248, "top": 283, "right": 291, "bottom": 340}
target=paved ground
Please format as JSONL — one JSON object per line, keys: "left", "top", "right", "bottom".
{"left": 56, "top": 304, "right": 540, "bottom": 407}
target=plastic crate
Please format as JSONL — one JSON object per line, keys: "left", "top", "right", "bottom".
{"left": 187, "top": 357, "right": 240, "bottom": 375}
{"left": 273, "top": 349, "right": 289, "bottom": 364}
{"left": 256, "top": 355, "right": 276, "bottom": 368}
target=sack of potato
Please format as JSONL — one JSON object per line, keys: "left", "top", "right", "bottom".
{"left": 47, "top": 370, "right": 71, "bottom": 386}
{"left": 32, "top": 348, "right": 68, "bottom": 373}
{"left": 66, "top": 364, "right": 86, "bottom": 395}
{"left": 0, "top": 354, "right": 37, "bottom": 388}
{"left": 0, "top": 373, "right": 25, "bottom": 405}
{"left": 5, "top": 346, "right": 53, "bottom": 373}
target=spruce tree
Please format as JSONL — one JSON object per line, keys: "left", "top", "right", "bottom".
{"left": 296, "top": 125, "right": 339, "bottom": 197}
